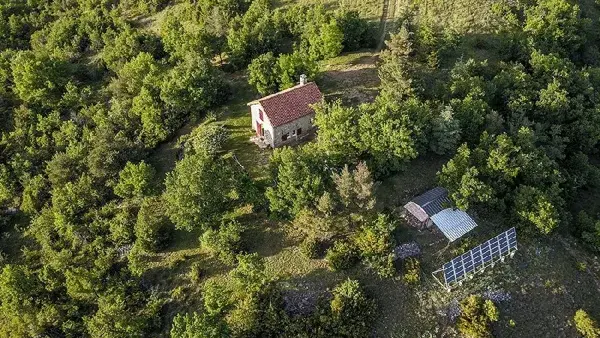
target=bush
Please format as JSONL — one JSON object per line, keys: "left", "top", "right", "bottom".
{"left": 326, "top": 241, "right": 358, "bottom": 271}
{"left": 188, "top": 262, "right": 203, "bottom": 284}
{"left": 574, "top": 309, "right": 599, "bottom": 338}
{"left": 327, "top": 279, "right": 377, "bottom": 337}
{"left": 353, "top": 214, "right": 397, "bottom": 277}
{"left": 135, "top": 196, "right": 173, "bottom": 252}
{"left": 403, "top": 258, "right": 421, "bottom": 285}
{"left": 300, "top": 236, "right": 320, "bottom": 259}
{"left": 457, "top": 295, "right": 499, "bottom": 338}
{"left": 200, "top": 220, "right": 244, "bottom": 265}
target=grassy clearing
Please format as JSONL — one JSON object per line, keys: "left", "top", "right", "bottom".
{"left": 319, "top": 51, "right": 381, "bottom": 104}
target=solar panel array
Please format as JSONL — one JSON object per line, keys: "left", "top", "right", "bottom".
{"left": 442, "top": 228, "right": 517, "bottom": 287}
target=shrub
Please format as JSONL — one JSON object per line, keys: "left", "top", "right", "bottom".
{"left": 457, "top": 295, "right": 499, "bottom": 338}
{"left": 403, "top": 258, "right": 421, "bottom": 285}
{"left": 353, "top": 214, "right": 397, "bottom": 277}
{"left": 135, "top": 196, "right": 173, "bottom": 252}
{"left": 200, "top": 220, "right": 244, "bottom": 265}
{"left": 188, "top": 262, "right": 203, "bottom": 284}
{"left": 327, "top": 279, "right": 377, "bottom": 337}
{"left": 326, "top": 241, "right": 358, "bottom": 271}
{"left": 574, "top": 309, "right": 599, "bottom": 338}
{"left": 300, "top": 236, "right": 320, "bottom": 259}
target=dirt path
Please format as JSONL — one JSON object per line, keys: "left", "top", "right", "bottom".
{"left": 376, "top": 0, "right": 398, "bottom": 51}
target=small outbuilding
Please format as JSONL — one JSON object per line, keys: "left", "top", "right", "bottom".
{"left": 248, "top": 75, "right": 322, "bottom": 148}
{"left": 403, "top": 187, "right": 478, "bottom": 242}
{"left": 430, "top": 208, "right": 478, "bottom": 242}
{"left": 403, "top": 187, "right": 451, "bottom": 229}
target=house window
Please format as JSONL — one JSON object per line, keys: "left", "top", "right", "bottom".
{"left": 282, "top": 132, "right": 289, "bottom": 141}
{"left": 297, "top": 128, "right": 302, "bottom": 135}
{"left": 258, "top": 110, "right": 263, "bottom": 121}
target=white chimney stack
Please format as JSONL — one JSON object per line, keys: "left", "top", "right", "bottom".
{"left": 299, "top": 74, "right": 307, "bottom": 86}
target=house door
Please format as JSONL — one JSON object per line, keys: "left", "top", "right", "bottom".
{"left": 256, "top": 121, "right": 263, "bottom": 136}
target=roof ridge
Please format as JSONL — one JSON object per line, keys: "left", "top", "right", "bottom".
{"left": 256, "top": 82, "right": 316, "bottom": 102}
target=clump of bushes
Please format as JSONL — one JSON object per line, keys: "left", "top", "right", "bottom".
{"left": 200, "top": 220, "right": 244, "bottom": 265}
{"left": 300, "top": 236, "right": 320, "bottom": 259}
{"left": 326, "top": 241, "right": 358, "bottom": 271}
{"left": 574, "top": 309, "right": 600, "bottom": 338}
{"left": 457, "top": 295, "right": 499, "bottom": 338}
{"left": 403, "top": 258, "right": 421, "bottom": 285}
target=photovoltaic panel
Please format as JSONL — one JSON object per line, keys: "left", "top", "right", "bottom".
{"left": 442, "top": 228, "right": 517, "bottom": 286}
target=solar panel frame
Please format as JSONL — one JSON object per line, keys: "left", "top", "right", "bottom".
{"left": 441, "top": 228, "right": 517, "bottom": 287}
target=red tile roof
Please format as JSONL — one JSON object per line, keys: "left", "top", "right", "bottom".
{"left": 254, "top": 82, "right": 322, "bottom": 127}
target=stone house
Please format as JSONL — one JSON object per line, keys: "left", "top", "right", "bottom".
{"left": 248, "top": 76, "right": 322, "bottom": 148}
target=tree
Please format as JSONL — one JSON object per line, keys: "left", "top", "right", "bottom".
{"left": 430, "top": 106, "right": 461, "bottom": 155}
{"left": 524, "top": 0, "right": 584, "bottom": 57}
{"left": 336, "top": 10, "right": 373, "bottom": 51}
{"left": 276, "top": 50, "right": 319, "bottom": 90}
{"left": 306, "top": 19, "right": 344, "bottom": 60}
{"left": 135, "top": 196, "right": 173, "bottom": 252}
{"left": 11, "top": 51, "right": 71, "bottom": 108}
{"left": 266, "top": 146, "right": 326, "bottom": 218}
{"left": 114, "top": 161, "right": 156, "bottom": 199}
{"left": 85, "top": 287, "right": 162, "bottom": 338}
{"left": 248, "top": 52, "right": 279, "bottom": 95}
{"left": 0, "top": 265, "right": 58, "bottom": 338}
{"left": 164, "top": 153, "right": 242, "bottom": 231}
{"left": 574, "top": 309, "right": 600, "bottom": 338}
{"left": 160, "top": 55, "right": 228, "bottom": 114}
{"left": 200, "top": 220, "right": 244, "bottom": 265}
{"left": 313, "top": 100, "right": 361, "bottom": 159}
{"left": 171, "top": 312, "right": 230, "bottom": 338}
{"left": 332, "top": 162, "right": 375, "bottom": 212}
{"left": 378, "top": 21, "right": 415, "bottom": 100}
{"left": 132, "top": 87, "right": 169, "bottom": 148}
{"left": 457, "top": 295, "right": 499, "bottom": 338}
{"left": 352, "top": 214, "right": 396, "bottom": 277}
{"left": 438, "top": 145, "right": 494, "bottom": 210}
{"left": 327, "top": 279, "right": 377, "bottom": 337}
{"left": 513, "top": 185, "right": 560, "bottom": 234}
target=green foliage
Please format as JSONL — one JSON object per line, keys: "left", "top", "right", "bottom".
{"left": 430, "top": 106, "right": 461, "bottom": 155}
{"left": 276, "top": 50, "right": 319, "bottom": 90}
{"left": 227, "top": 0, "right": 282, "bottom": 67}
{"left": 300, "top": 236, "right": 320, "bottom": 259}
{"left": 524, "top": 0, "right": 584, "bottom": 57}
{"left": 336, "top": 10, "right": 374, "bottom": 51}
{"left": 135, "top": 196, "right": 173, "bottom": 252}
{"left": 332, "top": 162, "right": 376, "bottom": 212}
{"left": 513, "top": 185, "right": 560, "bottom": 234}
{"left": 171, "top": 312, "right": 231, "bottom": 338}
{"left": 114, "top": 161, "right": 156, "bottom": 199}
{"left": 327, "top": 279, "right": 377, "bottom": 337}
{"left": 248, "top": 52, "right": 279, "bottom": 95}
{"left": 0, "top": 264, "right": 59, "bottom": 337}
{"left": 403, "top": 258, "right": 421, "bottom": 285}
{"left": 326, "top": 241, "right": 358, "bottom": 271}
{"left": 457, "top": 295, "right": 499, "bottom": 338}
{"left": 11, "top": 51, "right": 71, "bottom": 107}
{"left": 164, "top": 153, "right": 244, "bottom": 231}
{"left": 160, "top": 55, "right": 229, "bottom": 115}
{"left": 574, "top": 309, "right": 600, "bottom": 338}
{"left": 353, "top": 214, "right": 397, "bottom": 277}
{"left": 201, "top": 220, "right": 244, "bottom": 265}
{"left": 266, "top": 145, "right": 326, "bottom": 218}
{"left": 85, "top": 287, "right": 162, "bottom": 338}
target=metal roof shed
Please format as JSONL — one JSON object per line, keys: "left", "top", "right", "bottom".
{"left": 430, "top": 208, "right": 478, "bottom": 242}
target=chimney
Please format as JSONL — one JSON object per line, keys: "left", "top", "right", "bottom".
{"left": 299, "top": 74, "right": 307, "bottom": 86}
